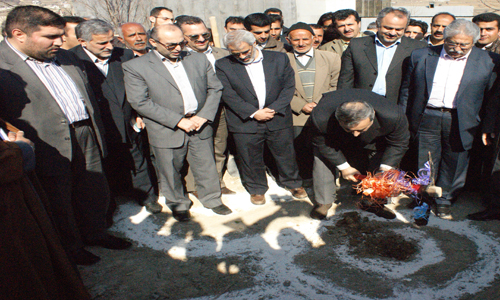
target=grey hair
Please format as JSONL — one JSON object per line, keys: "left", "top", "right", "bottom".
{"left": 443, "top": 19, "right": 480, "bottom": 43}
{"left": 223, "top": 30, "right": 256, "bottom": 48}
{"left": 75, "top": 19, "right": 114, "bottom": 41}
{"left": 335, "top": 101, "right": 375, "bottom": 128}
{"left": 376, "top": 7, "right": 411, "bottom": 28}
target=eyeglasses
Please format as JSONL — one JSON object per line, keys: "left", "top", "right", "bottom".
{"left": 185, "top": 32, "right": 211, "bottom": 41}
{"left": 153, "top": 39, "right": 187, "bottom": 50}
{"left": 444, "top": 41, "right": 472, "bottom": 49}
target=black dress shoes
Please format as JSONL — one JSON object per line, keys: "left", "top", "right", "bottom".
{"left": 172, "top": 210, "right": 191, "bottom": 222}
{"left": 85, "top": 233, "right": 132, "bottom": 250}
{"left": 145, "top": 201, "right": 162, "bottom": 214}
{"left": 467, "top": 209, "right": 500, "bottom": 221}
{"left": 310, "top": 203, "right": 333, "bottom": 220}
{"left": 211, "top": 204, "right": 232, "bottom": 215}
{"left": 71, "top": 248, "right": 101, "bottom": 266}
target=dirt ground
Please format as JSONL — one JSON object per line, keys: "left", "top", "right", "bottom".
{"left": 78, "top": 170, "right": 500, "bottom": 300}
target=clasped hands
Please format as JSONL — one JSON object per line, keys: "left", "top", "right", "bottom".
{"left": 254, "top": 108, "right": 275, "bottom": 121}
{"left": 177, "top": 115, "right": 207, "bottom": 133}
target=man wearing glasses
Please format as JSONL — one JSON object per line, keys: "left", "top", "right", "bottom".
{"left": 123, "top": 24, "right": 232, "bottom": 222}
{"left": 399, "top": 20, "right": 499, "bottom": 219}
{"left": 176, "top": 16, "right": 235, "bottom": 196}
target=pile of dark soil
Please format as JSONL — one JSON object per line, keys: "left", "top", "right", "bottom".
{"left": 333, "top": 211, "right": 418, "bottom": 261}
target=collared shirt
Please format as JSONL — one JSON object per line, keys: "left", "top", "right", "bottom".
{"left": 83, "top": 47, "right": 109, "bottom": 76}
{"left": 6, "top": 39, "right": 89, "bottom": 124}
{"left": 372, "top": 35, "right": 400, "bottom": 97}
{"left": 425, "top": 35, "right": 441, "bottom": 47}
{"left": 155, "top": 50, "right": 198, "bottom": 115}
{"left": 427, "top": 48, "right": 471, "bottom": 109}
{"left": 187, "top": 46, "right": 216, "bottom": 71}
{"left": 257, "top": 42, "right": 267, "bottom": 50}
{"left": 244, "top": 48, "right": 266, "bottom": 115}
{"left": 294, "top": 47, "right": 314, "bottom": 66}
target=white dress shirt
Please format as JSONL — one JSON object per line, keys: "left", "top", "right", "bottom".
{"left": 155, "top": 50, "right": 198, "bottom": 115}
{"left": 294, "top": 47, "right": 314, "bottom": 65}
{"left": 245, "top": 48, "right": 266, "bottom": 117}
{"left": 372, "top": 35, "right": 400, "bottom": 97}
{"left": 427, "top": 48, "right": 471, "bottom": 109}
{"left": 83, "top": 47, "right": 109, "bottom": 77}
{"left": 7, "top": 39, "right": 89, "bottom": 124}
{"left": 187, "top": 46, "right": 217, "bottom": 71}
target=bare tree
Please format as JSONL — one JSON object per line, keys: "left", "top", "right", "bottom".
{"left": 480, "top": 0, "right": 500, "bottom": 12}
{"left": 73, "top": 0, "right": 152, "bottom": 29}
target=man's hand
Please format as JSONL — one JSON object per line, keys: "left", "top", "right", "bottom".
{"left": 301, "top": 102, "right": 317, "bottom": 114}
{"left": 136, "top": 116, "right": 146, "bottom": 129}
{"left": 7, "top": 131, "right": 34, "bottom": 147}
{"left": 177, "top": 118, "right": 197, "bottom": 133}
{"left": 254, "top": 108, "right": 275, "bottom": 121}
{"left": 189, "top": 115, "right": 207, "bottom": 131}
{"left": 341, "top": 166, "right": 361, "bottom": 182}
{"left": 483, "top": 132, "right": 496, "bottom": 146}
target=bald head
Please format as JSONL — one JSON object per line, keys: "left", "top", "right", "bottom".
{"left": 150, "top": 24, "right": 185, "bottom": 62}
{"left": 118, "top": 22, "right": 147, "bottom": 55}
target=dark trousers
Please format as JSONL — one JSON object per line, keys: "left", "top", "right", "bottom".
{"left": 37, "top": 124, "right": 109, "bottom": 252}
{"left": 232, "top": 124, "right": 302, "bottom": 195}
{"left": 103, "top": 132, "right": 158, "bottom": 205}
{"left": 152, "top": 134, "right": 222, "bottom": 212}
{"left": 294, "top": 125, "right": 314, "bottom": 181}
{"left": 416, "top": 108, "right": 470, "bottom": 205}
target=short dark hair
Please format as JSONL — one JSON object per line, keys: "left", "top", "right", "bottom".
{"left": 5, "top": 5, "right": 65, "bottom": 38}
{"left": 63, "top": 16, "right": 85, "bottom": 25}
{"left": 317, "top": 12, "right": 335, "bottom": 27}
{"left": 150, "top": 7, "right": 172, "bottom": 17}
{"left": 431, "top": 12, "right": 456, "bottom": 24}
{"left": 176, "top": 15, "right": 205, "bottom": 27}
{"left": 264, "top": 8, "right": 282, "bottom": 16}
{"left": 225, "top": 16, "right": 244, "bottom": 27}
{"left": 268, "top": 14, "right": 283, "bottom": 27}
{"left": 335, "top": 101, "right": 375, "bottom": 128}
{"left": 244, "top": 13, "right": 271, "bottom": 30}
{"left": 333, "top": 9, "right": 361, "bottom": 23}
{"left": 473, "top": 13, "right": 500, "bottom": 29}
{"left": 309, "top": 24, "right": 323, "bottom": 30}
{"left": 408, "top": 19, "right": 428, "bottom": 34}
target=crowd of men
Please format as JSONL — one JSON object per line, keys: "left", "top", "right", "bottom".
{"left": 3, "top": 4, "right": 500, "bottom": 298}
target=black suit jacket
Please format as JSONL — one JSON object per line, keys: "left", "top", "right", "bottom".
{"left": 399, "top": 46, "right": 500, "bottom": 150}
{"left": 338, "top": 35, "right": 427, "bottom": 104}
{"left": 214, "top": 50, "right": 295, "bottom": 133}
{"left": 71, "top": 46, "right": 135, "bottom": 144}
{"left": 310, "top": 89, "right": 410, "bottom": 168}
{"left": 0, "top": 41, "right": 106, "bottom": 176}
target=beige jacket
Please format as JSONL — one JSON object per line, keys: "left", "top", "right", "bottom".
{"left": 287, "top": 49, "right": 341, "bottom": 126}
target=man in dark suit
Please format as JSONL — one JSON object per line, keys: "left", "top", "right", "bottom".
{"left": 177, "top": 16, "right": 235, "bottom": 196}
{"left": 0, "top": 6, "right": 131, "bottom": 265}
{"left": 399, "top": 19, "right": 499, "bottom": 219}
{"left": 215, "top": 30, "right": 306, "bottom": 205}
{"left": 309, "top": 89, "right": 410, "bottom": 220}
{"left": 123, "top": 24, "right": 232, "bottom": 221}
{"left": 338, "top": 7, "right": 427, "bottom": 104}
{"left": 71, "top": 19, "right": 161, "bottom": 214}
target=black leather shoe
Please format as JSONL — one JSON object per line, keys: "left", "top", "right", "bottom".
{"left": 358, "top": 203, "right": 396, "bottom": 219}
{"left": 85, "top": 234, "right": 132, "bottom": 250}
{"left": 145, "top": 202, "right": 162, "bottom": 214}
{"left": 211, "top": 204, "right": 232, "bottom": 215}
{"left": 310, "top": 203, "right": 333, "bottom": 220}
{"left": 71, "top": 248, "right": 101, "bottom": 266}
{"left": 172, "top": 210, "right": 191, "bottom": 222}
{"left": 467, "top": 209, "right": 500, "bottom": 221}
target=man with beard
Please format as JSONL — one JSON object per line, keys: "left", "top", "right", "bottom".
{"left": 176, "top": 16, "right": 235, "bottom": 196}
{"left": 71, "top": 19, "right": 162, "bottom": 214}
{"left": 426, "top": 12, "right": 455, "bottom": 46}
{"left": 338, "top": 7, "right": 426, "bottom": 104}
{"left": 118, "top": 22, "right": 149, "bottom": 57}
{"left": 0, "top": 6, "right": 131, "bottom": 265}
{"left": 215, "top": 30, "right": 307, "bottom": 205}
{"left": 400, "top": 20, "right": 499, "bottom": 219}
